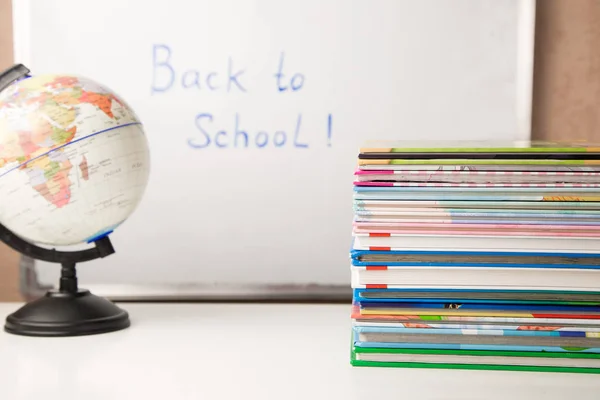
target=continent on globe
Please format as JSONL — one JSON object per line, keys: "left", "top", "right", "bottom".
{"left": 79, "top": 155, "right": 89, "bottom": 181}
{"left": 27, "top": 152, "right": 72, "bottom": 209}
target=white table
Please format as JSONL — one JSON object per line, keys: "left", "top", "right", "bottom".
{"left": 1, "top": 303, "right": 600, "bottom": 400}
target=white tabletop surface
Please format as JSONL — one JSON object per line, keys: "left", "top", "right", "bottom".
{"left": 1, "top": 302, "right": 600, "bottom": 400}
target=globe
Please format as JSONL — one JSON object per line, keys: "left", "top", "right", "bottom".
{"left": 0, "top": 73, "right": 150, "bottom": 247}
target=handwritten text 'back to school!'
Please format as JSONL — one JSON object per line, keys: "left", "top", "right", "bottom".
{"left": 151, "top": 45, "right": 332, "bottom": 150}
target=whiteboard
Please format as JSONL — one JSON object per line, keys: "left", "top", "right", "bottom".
{"left": 11, "top": 0, "right": 535, "bottom": 299}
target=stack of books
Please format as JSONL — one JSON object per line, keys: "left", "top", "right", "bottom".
{"left": 349, "top": 141, "right": 600, "bottom": 374}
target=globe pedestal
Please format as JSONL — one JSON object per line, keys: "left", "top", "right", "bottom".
{"left": 0, "top": 225, "right": 131, "bottom": 337}
{"left": 5, "top": 261, "right": 130, "bottom": 337}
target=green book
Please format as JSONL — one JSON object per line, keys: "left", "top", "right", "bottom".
{"left": 350, "top": 345, "right": 600, "bottom": 374}
{"left": 357, "top": 140, "right": 600, "bottom": 166}
{"left": 359, "top": 140, "right": 600, "bottom": 154}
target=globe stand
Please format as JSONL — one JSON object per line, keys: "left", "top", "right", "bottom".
{"left": 0, "top": 224, "right": 130, "bottom": 337}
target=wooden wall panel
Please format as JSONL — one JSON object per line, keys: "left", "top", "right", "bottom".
{"left": 531, "top": 0, "right": 600, "bottom": 142}
{"left": 0, "top": 0, "right": 21, "bottom": 301}
{"left": 0, "top": 247, "right": 20, "bottom": 302}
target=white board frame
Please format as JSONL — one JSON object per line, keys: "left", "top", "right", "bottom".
{"left": 10, "top": 0, "right": 536, "bottom": 301}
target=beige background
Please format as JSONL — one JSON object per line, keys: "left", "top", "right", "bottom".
{"left": 0, "top": 0, "right": 20, "bottom": 301}
{"left": 531, "top": 0, "right": 600, "bottom": 143}
{"left": 0, "top": 0, "right": 599, "bottom": 301}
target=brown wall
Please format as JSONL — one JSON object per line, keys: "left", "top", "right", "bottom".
{"left": 0, "top": 1, "right": 599, "bottom": 301}
{"left": 0, "top": 0, "right": 21, "bottom": 301}
{"left": 0, "top": 248, "right": 20, "bottom": 302}
{"left": 531, "top": 0, "right": 600, "bottom": 143}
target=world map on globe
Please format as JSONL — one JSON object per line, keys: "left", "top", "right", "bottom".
{"left": 0, "top": 74, "right": 150, "bottom": 246}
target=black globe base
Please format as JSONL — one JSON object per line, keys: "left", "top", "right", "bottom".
{"left": 4, "top": 289, "right": 130, "bottom": 337}
{"left": 0, "top": 237, "right": 130, "bottom": 337}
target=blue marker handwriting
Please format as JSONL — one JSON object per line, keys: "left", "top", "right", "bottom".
{"left": 151, "top": 44, "right": 332, "bottom": 149}
{"left": 152, "top": 45, "right": 246, "bottom": 93}
{"left": 188, "top": 113, "right": 308, "bottom": 149}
